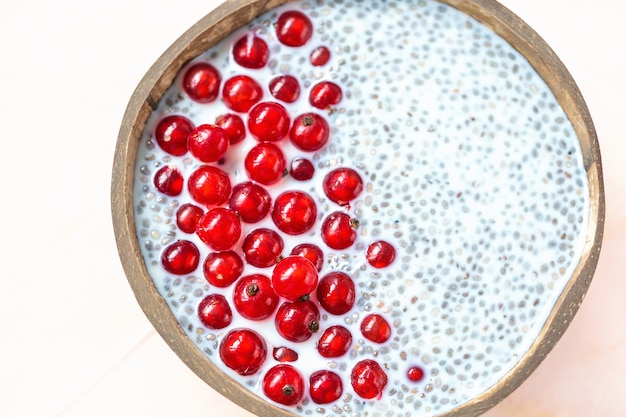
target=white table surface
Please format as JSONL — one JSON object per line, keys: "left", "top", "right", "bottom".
{"left": 1, "top": 0, "right": 624, "bottom": 416}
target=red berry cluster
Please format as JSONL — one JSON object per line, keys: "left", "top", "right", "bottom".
{"left": 152, "top": 8, "right": 410, "bottom": 406}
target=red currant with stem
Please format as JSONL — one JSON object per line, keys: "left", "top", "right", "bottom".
{"left": 316, "top": 271, "right": 355, "bottom": 315}
{"left": 290, "top": 113, "right": 330, "bottom": 151}
{"left": 323, "top": 167, "right": 363, "bottom": 206}
{"left": 242, "top": 228, "right": 284, "bottom": 268}
{"left": 366, "top": 240, "right": 396, "bottom": 268}
{"left": 244, "top": 142, "right": 286, "bottom": 185}
{"left": 271, "top": 190, "right": 317, "bottom": 235}
{"left": 176, "top": 203, "right": 204, "bottom": 233}
{"left": 203, "top": 250, "right": 243, "bottom": 287}
{"left": 271, "top": 256, "right": 318, "bottom": 301}
{"left": 233, "top": 274, "right": 279, "bottom": 320}
{"left": 407, "top": 365, "right": 425, "bottom": 382}
{"left": 309, "top": 81, "right": 343, "bottom": 110}
{"left": 262, "top": 364, "right": 304, "bottom": 406}
{"left": 198, "top": 294, "right": 232, "bottom": 329}
{"left": 188, "top": 124, "right": 229, "bottom": 163}
{"left": 290, "top": 243, "right": 323, "bottom": 272}
{"left": 222, "top": 75, "right": 263, "bottom": 112}
{"left": 290, "top": 157, "right": 315, "bottom": 181}
{"left": 215, "top": 113, "right": 246, "bottom": 145}
{"left": 351, "top": 359, "right": 388, "bottom": 399}
{"left": 232, "top": 34, "right": 269, "bottom": 69}
{"left": 310, "top": 46, "right": 331, "bottom": 66}
{"left": 273, "top": 346, "right": 299, "bottom": 362}
{"left": 182, "top": 62, "right": 221, "bottom": 103}
{"left": 154, "top": 115, "right": 194, "bottom": 156}
{"left": 248, "top": 102, "right": 290, "bottom": 142}
{"left": 188, "top": 165, "right": 231, "bottom": 207}
{"left": 219, "top": 329, "right": 267, "bottom": 376}
{"left": 316, "top": 325, "right": 352, "bottom": 358}
{"left": 360, "top": 313, "right": 392, "bottom": 343}
{"left": 161, "top": 240, "right": 200, "bottom": 275}
{"left": 269, "top": 75, "right": 300, "bottom": 103}
{"left": 309, "top": 370, "right": 343, "bottom": 404}
{"left": 321, "top": 211, "right": 358, "bottom": 249}
{"left": 196, "top": 207, "right": 241, "bottom": 251}
{"left": 275, "top": 10, "right": 313, "bottom": 47}
{"left": 154, "top": 165, "right": 183, "bottom": 196}
{"left": 229, "top": 181, "right": 271, "bottom": 223}
{"left": 275, "top": 300, "right": 320, "bottom": 343}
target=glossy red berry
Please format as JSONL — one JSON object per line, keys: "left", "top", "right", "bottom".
{"left": 275, "top": 300, "right": 320, "bottom": 343}
{"left": 407, "top": 365, "right": 425, "bottom": 382}
{"left": 219, "top": 329, "right": 267, "bottom": 376}
{"left": 316, "top": 325, "right": 352, "bottom": 358}
{"left": 321, "top": 211, "right": 358, "bottom": 249}
{"left": 161, "top": 240, "right": 200, "bottom": 275}
{"left": 222, "top": 75, "right": 263, "bottom": 112}
{"left": 269, "top": 75, "right": 300, "bottom": 103}
{"left": 309, "top": 370, "right": 343, "bottom": 404}
{"left": 232, "top": 34, "right": 269, "bottom": 69}
{"left": 215, "top": 113, "right": 246, "bottom": 144}
{"left": 248, "top": 102, "right": 290, "bottom": 142}
{"left": 323, "top": 167, "right": 363, "bottom": 206}
{"left": 271, "top": 191, "right": 317, "bottom": 235}
{"left": 263, "top": 364, "right": 305, "bottom": 406}
{"left": 271, "top": 256, "right": 318, "bottom": 301}
{"left": 351, "top": 359, "right": 388, "bottom": 400}
{"left": 233, "top": 274, "right": 279, "bottom": 320}
{"left": 290, "top": 113, "right": 330, "bottom": 151}
{"left": 188, "top": 124, "right": 230, "bottom": 163}
{"left": 242, "top": 228, "right": 284, "bottom": 268}
{"left": 198, "top": 293, "right": 232, "bottom": 329}
{"left": 360, "top": 314, "right": 392, "bottom": 343}
{"left": 176, "top": 203, "right": 204, "bottom": 233}
{"left": 182, "top": 62, "right": 221, "bottom": 103}
{"left": 154, "top": 115, "right": 194, "bottom": 156}
{"left": 229, "top": 181, "right": 271, "bottom": 223}
{"left": 275, "top": 10, "right": 313, "bottom": 47}
{"left": 310, "top": 46, "right": 331, "bottom": 66}
{"left": 366, "top": 240, "right": 396, "bottom": 268}
{"left": 196, "top": 207, "right": 241, "bottom": 251}
{"left": 188, "top": 165, "right": 231, "bottom": 207}
{"left": 203, "top": 250, "right": 244, "bottom": 287}
{"left": 289, "top": 157, "right": 315, "bottom": 181}
{"left": 245, "top": 142, "right": 286, "bottom": 185}
{"left": 154, "top": 165, "right": 184, "bottom": 196}
{"left": 273, "top": 346, "right": 299, "bottom": 363}
{"left": 290, "top": 243, "right": 323, "bottom": 272}
{"left": 309, "top": 81, "right": 343, "bottom": 110}
{"left": 316, "top": 271, "right": 356, "bottom": 315}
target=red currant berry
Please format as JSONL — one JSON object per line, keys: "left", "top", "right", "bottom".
{"left": 176, "top": 203, "right": 204, "bottom": 233}
{"left": 273, "top": 346, "right": 299, "bottom": 363}
{"left": 360, "top": 313, "right": 391, "bottom": 343}
{"left": 310, "top": 46, "right": 331, "bottom": 66}
{"left": 309, "top": 370, "right": 343, "bottom": 404}
{"left": 154, "top": 115, "right": 194, "bottom": 156}
{"left": 366, "top": 240, "right": 396, "bottom": 268}
{"left": 219, "top": 329, "right": 267, "bottom": 376}
{"left": 269, "top": 75, "right": 300, "bottom": 103}
{"left": 233, "top": 274, "right": 279, "bottom": 320}
{"left": 263, "top": 364, "right": 304, "bottom": 406}
{"left": 275, "top": 300, "right": 320, "bottom": 343}
{"left": 215, "top": 113, "right": 246, "bottom": 144}
{"left": 232, "top": 34, "right": 269, "bottom": 69}
{"left": 196, "top": 207, "right": 241, "bottom": 251}
{"left": 228, "top": 181, "right": 271, "bottom": 223}
{"left": 309, "top": 81, "right": 343, "bottom": 110}
{"left": 182, "top": 62, "right": 221, "bottom": 103}
{"left": 242, "top": 228, "right": 284, "bottom": 268}
{"left": 351, "top": 359, "right": 388, "bottom": 400}
{"left": 248, "top": 102, "right": 291, "bottom": 142}
{"left": 323, "top": 167, "right": 363, "bottom": 206}
{"left": 275, "top": 10, "right": 313, "bottom": 47}
{"left": 321, "top": 211, "right": 358, "bottom": 249}
{"left": 271, "top": 191, "right": 317, "bottom": 235}
{"left": 316, "top": 325, "right": 352, "bottom": 358}
{"left": 244, "top": 142, "right": 286, "bottom": 185}
{"left": 290, "top": 113, "right": 330, "bottom": 151}
{"left": 187, "top": 124, "right": 229, "bottom": 163}
{"left": 407, "top": 365, "right": 425, "bottom": 382}
{"left": 161, "top": 240, "right": 200, "bottom": 275}
{"left": 316, "top": 271, "right": 356, "bottom": 315}
{"left": 188, "top": 165, "right": 231, "bottom": 207}
{"left": 198, "top": 293, "right": 232, "bottom": 329}
{"left": 154, "top": 165, "right": 184, "bottom": 196}
{"left": 203, "top": 250, "right": 243, "bottom": 287}
{"left": 290, "top": 157, "right": 315, "bottom": 181}
{"left": 290, "top": 243, "right": 324, "bottom": 272}
{"left": 272, "top": 256, "right": 318, "bottom": 301}
{"left": 222, "top": 75, "right": 263, "bottom": 112}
